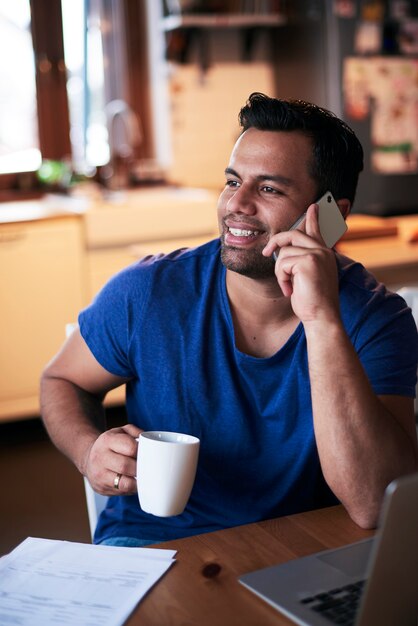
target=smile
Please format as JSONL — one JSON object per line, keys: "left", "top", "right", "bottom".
{"left": 228, "top": 227, "right": 261, "bottom": 237}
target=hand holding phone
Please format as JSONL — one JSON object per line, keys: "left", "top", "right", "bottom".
{"left": 273, "top": 191, "right": 347, "bottom": 260}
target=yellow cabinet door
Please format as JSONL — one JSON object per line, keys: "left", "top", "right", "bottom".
{"left": 0, "top": 216, "right": 86, "bottom": 421}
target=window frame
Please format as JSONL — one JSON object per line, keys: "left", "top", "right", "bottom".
{"left": 0, "top": 0, "right": 70, "bottom": 199}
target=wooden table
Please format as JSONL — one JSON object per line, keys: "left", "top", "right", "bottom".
{"left": 126, "top": 506, "right": 374, "bottom": 626}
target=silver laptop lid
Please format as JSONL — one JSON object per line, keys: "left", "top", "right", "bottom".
{"left": 356, "top": 472, "right": 418, "bottom": 626}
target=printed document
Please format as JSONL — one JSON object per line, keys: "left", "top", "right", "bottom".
{"left": 0, "top": 536, "right": 176, "bottom": 625}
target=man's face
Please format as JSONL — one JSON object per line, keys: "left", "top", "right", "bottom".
{"left": 217, "top": 128, "right": 318, "bottom": 279}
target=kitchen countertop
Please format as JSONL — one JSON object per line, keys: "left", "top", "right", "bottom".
{"left": 1, "top": 193, "right": 417, "bottom": 288}
{"left": 81, "top": 186, "right": 219, "bottom": 247}
{"left": 0, "top": 195, "right": 89, "bottom": 224}
{"left": 0, "top": 188, "right": 220, "bottom": 244}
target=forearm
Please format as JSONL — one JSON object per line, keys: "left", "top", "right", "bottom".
{"left": 40, "top": 374, "right": 106, "bottom": 476}
{"left": 305, "top": 320, "right": 418, "bottom": 528}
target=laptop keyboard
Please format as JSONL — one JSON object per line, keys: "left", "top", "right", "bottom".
{"left": 300, "top": 579, "right": 366, "bottom": 625}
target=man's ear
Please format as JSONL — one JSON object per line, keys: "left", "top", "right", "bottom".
{"left": 337, "top": 198, "right": 351, "bottom": 218}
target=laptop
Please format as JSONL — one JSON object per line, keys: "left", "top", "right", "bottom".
{"left": 239, "top": 472, "right": 418, "bottom": 626}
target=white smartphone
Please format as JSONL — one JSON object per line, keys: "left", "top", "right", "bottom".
{"left": 272, "top": 191, "right": 347, "bottom": 260}
{"left": 289, "top": 190, "right": 347, "bottom": 248}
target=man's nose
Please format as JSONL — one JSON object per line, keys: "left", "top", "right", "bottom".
{"left": 226, "top": 186, "right": 256, "bottom": 215}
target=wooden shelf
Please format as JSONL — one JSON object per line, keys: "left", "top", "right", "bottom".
{"left": 162, "top": 13, "right": 287, "bottom": 31}
{"left": 162, "top": 11, "right": 288, "bottom": 66}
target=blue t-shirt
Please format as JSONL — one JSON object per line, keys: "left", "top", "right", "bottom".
{"left": 78, "top": 239, "right": 418, "bottom": 543}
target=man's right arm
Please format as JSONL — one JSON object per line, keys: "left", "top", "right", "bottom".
{"left": 40, "top": 328, "right": 139, "bottom": 495}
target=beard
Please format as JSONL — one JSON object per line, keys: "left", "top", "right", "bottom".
{"left": 220, "top": 238, "right": 276, "bottom": 279}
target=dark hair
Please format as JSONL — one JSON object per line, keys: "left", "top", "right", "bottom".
{"left": 239, "top": 92, "right": 364, "bottom": 205}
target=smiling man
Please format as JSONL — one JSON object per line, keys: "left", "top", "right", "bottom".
{"left": 220, "top": 127, "right": 317, "bottom": 279}
{"left": 40, "top": 93, "right": 418, "bottom": 547}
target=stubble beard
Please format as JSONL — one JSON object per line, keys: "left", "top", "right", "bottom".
{"left": 220, "top": 237, "right": 275, "bottom": 279}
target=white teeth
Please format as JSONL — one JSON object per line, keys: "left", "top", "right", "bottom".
{"left": 229, "top": 228, "right": 259, "bottom": 237}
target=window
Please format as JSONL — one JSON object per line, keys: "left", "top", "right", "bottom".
{"left": 62, "top": 0, "right": 108, "bottom": 170}
{"left": 0, "top": 0, "right": 71, "bottom": 196}
{"left": 0, "top": 1, "right": 40, "bottom": 174}
{"left": 0, "top": 0, "right": 151, "bottom": 198}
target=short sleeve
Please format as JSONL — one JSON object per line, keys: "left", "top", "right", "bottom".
{"left": 78, "top": 259, "right": 152, "bottom": 377}
{"left": 353, "top": 290, "right": 418, "bottom": 397}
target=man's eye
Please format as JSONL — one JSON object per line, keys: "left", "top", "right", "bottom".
{"left": 225, "top": 180, "right": 239, "bottom": 188}
{"left": 262, "top": 185, "right": 278, "bottom": 194}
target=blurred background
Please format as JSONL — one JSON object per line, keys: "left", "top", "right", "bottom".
{"left": 1, "top": 0, "right": 417, "bottom": 554}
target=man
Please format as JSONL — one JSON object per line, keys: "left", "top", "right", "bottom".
{"left": 40, "top": 93, "right": 418, "bottom": 547}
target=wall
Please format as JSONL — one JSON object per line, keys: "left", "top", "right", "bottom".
{"left": 161, "top": 13, "right": 329, "bottom": 190}
{"left": 162, "top": 27, "right": 277, "bottom": 190}
{"left": 166, "top": 61, "right": 275, "bottom": 189}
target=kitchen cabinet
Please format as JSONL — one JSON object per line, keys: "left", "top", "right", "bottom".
{"left": 0, "top": 187, "right": 218, "bottom": 423}
{"left": 0, "top": 215, "right": 87, "bottom": 422}
{"left": 83, "top": 186, "right": 219, "bottom": 297}
{"left": 87, "top": 247, "right": 139, "bottom": 297}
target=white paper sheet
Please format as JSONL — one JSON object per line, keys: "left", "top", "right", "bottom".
{"left": 0, "top": 537, "right": 176, "bottom": 626}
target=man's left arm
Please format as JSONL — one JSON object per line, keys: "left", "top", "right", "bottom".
{"left": 264, "top": 204, "right": 418, "bottom": 528}
{"left": 305, "top": 318, "right": 417, "bottom": 529}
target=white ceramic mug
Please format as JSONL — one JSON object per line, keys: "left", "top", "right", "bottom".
{"left": 136, "top": 431, "right": 200, "bottom": 517}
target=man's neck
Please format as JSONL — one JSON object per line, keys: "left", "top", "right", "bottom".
{"left": 225, "top": 269, "right": 299, "bottom": 357}
{"left": 226, "top": 269, "right": 293, "bottom": 319}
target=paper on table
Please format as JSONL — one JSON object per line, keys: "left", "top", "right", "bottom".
{"left": 0, "top": 536, "right": 176, "bottom": 626}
